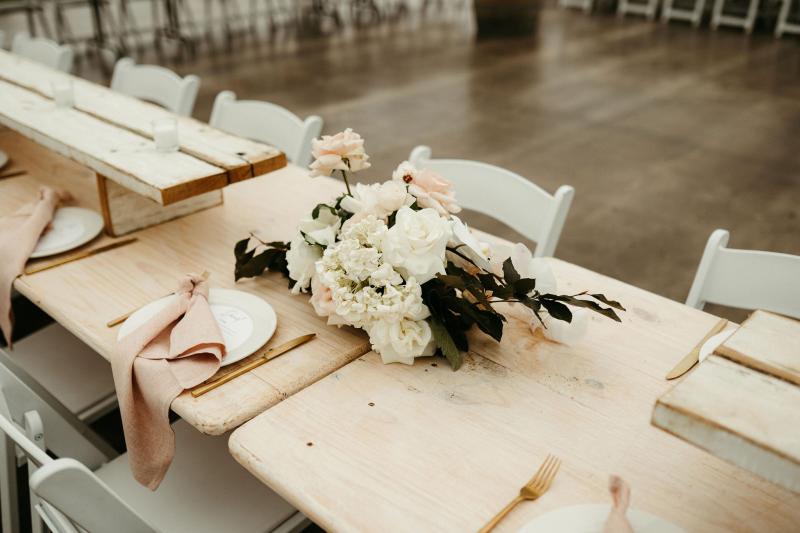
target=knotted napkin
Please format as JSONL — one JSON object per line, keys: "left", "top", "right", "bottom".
{"left": 112, "top": 274, "right": 225, "bottom": 490}
{"left": 0, "top": 186, "right": 71, "bottom": 347}
{"left": 603, "top": 475, "right": 634, "bottom": 533}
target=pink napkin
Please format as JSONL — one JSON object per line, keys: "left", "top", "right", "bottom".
{"left": 0, "top": 186, "right": 71, "bottom": 347}
{"left": 603, "top": 475, "right": 634, "bottom": 533}
{"left": 112, "top": 274, "right": 225, "bottom": 490}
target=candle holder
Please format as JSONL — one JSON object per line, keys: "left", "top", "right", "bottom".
{"left": 51, "top": 80, "right": 74, "bottom": 108}
{"left": 152, "top": 118, "right": 179, "bottom": 153}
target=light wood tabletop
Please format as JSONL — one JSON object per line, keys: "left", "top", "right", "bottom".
{"left": 0, "top": 50, "right": 285, "bottom": 204}
{"left": 1, "top": 129, "right": 370, "bottom": 435}
{"left": 228, "top": 260, "right": 800, "bottom": 532}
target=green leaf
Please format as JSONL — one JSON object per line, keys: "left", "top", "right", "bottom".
{"left": 590, "top": 293, "right": 626, "bottom": 311}
{"left": 502, "top": 257, "right": 520, "bottom": 284}
{"left": 430, "top": 316, "right": 463, "bottom": 370}
{"left": 543, "top": 294, "right": 622, "bottom": 322}
{"left": 512, "top": 278, "right": 537, "bottom": 297}
{"left": 540, "top": 299, "right": 572, "bottom": 323}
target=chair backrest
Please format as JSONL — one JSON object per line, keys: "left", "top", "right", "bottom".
{"left": 409, "top": 146, "right": 574, "bottom": 258}
{"left": 686, "top": 229, "right": 800, "bottom": 318}
{"left": 111, "top": 57, "right": 200, "bottom": 116}
{"left": 209, "top": 90, "right": 323, "bottom": 167}
{"left": 11, "top": 33, "right": 73, "bottom": 72}
{"left": 0, "top": 408, "right": 155, "bottom": 533}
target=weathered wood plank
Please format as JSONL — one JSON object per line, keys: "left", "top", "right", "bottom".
{"left": 1, "top": 130, "right": 369, "bottom": 435}
{"left": 97, "top": 176, "right": 224, "bottom": 236}
{"left": 0, "top": 50, "right": 285, "bottom": 182}
{"left": 653, "top": 355, "right": 800, "bottom": 493}
{"left": 717, "top": 310, "right": 800, "bottom": 385}
{"left": 0, "top": 79, "right": 228, "bottom": 204}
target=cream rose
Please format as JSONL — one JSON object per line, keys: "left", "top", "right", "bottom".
{"left": 530, "top": 307, "right": 589, "bottom": 346}
{"left": 298, "top": 208, "right": 341, "bottom": 247}
{"left": 510, "top": 243, "right": 557, "bottom": 295}
{"left": 309, "top": 128, "right": 371, "bottom": 177}
{"left": 286, "top": 234, "right": 321, "bottom": 294}
{"left": 340, "top": 181, "right": 413, "bottom": 221}
{"left": 449, "top": 216, "right": 492, "bottom": 273}
{"left": 382, "top": 207, "right": 452, "bottom": 284}
{"left": 367, "top": 317, "right": 435, "bottom": 365}
{"left": 392, "top": 161, "right": 460, "bottom": 216}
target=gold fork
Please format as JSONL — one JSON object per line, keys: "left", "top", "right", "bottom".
{"left": 478, "top": 454, "right": 561, "bottom": 533}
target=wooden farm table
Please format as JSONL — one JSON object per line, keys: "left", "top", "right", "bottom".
{"left": 228, "top": 263, "right": 800, "bottom": 532}
{"left": 0, "top": 50, "right": 285, "bottom": 235}
{"left": 0, "top": 129, "right": 370, "bottom": 436}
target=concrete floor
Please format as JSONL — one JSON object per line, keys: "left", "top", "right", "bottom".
{"left": 78, "top": 4, "right": 800, "bottom": 310}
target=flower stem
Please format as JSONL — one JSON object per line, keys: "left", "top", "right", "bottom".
{"left": 340, "top": 169, "right": 352, "bottom": 196}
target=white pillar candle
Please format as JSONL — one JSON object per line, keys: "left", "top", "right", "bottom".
{"left": 152, "top": 118, "right": 179, "bottom": 153}
{"left": 51, "top": 80, "right": 74, "bottom": 108}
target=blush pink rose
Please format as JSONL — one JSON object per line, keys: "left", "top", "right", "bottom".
{"left": 309, "top": 128, "right": 371, "bottom": 177}
{"left": 309, "top": 275, "right": 348, "bottom": 326}
{"left": 392, "top": 161, "right": 461, "bottom": 216}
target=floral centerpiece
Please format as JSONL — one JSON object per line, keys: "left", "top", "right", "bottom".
{"left": 234, "top": 129, "right": 624, "bottom": 369}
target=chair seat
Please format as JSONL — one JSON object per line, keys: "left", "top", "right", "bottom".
{"left": 96, "top": 420, "right": 299, "bottom": 533}
{"left": 10, "top": 323, "right": 116, "bottom": 417}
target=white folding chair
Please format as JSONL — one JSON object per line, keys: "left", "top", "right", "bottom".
{"left": 11, "top": 32, "right": 73, "bottom": 72}
{"left": 209, "top": 90, "right": 323, "bottom": 168}
{"left": 711, "top": 0, "right": 760, "bottom": 33}
{"left": 618, "top": 0, "right": 660, "bottom": 19}
{"left": 0, "top": 404, "right": 308, "bottom": 533}
{"left": 558, "top": 0, "right": 593, "bottom": 12}
{"left": 661, "top": 0, "right": 707, "bottom": 26}
{"left": 110, "top": 57, "right": 200, "bottom": 116}
{"left": 409, "top": 146, "right": 574, "bottom": 258}
{"left": 7, "top": 323, "right": 117, "bottom": 422}
{"left": 686, "top": 229, "right": 800, "bottom": 319}
{"left": 775, "top": 0, "right": 800, "bottom": 37}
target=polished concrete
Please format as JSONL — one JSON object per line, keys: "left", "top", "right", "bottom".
{"left": 78, "top": 5, "right": 800, "bottom": 312}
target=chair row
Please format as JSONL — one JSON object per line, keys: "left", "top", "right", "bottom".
{"left": 560, "top": 0, "right": 800, "bottom": 37}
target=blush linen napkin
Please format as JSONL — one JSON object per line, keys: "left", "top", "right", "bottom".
{"left": 603, "top": 475, "right": 635, "bottom": 533}
{"left": 0, "top": 186, "right": 71, "bottom": 348}
{"left": 112, "top": 274, "right": 225, "bottom": 490}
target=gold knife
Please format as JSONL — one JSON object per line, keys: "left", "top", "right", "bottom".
{"left": 665, "top": 318, "right": 728, "bottom": 380}
{"left": 24, "top": 237, "right": 138, "bottom": 275}
{"left": 190, "top": 333, "right": 316, "bottom": 397}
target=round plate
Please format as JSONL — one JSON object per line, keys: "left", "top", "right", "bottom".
{"left": 699, "top": 330, "right": 735, "bottom": 363}
{"left": 118, "top": 288, "right": 276, "bottom": 367}
{"left": 30, "top": 207, "right": 103, "bottom": 259}
{"left": 0, "top": 150, "right": 7, "bottom": 170}
{"left": 518, "top": 504, "right": 686, "bottom": 533}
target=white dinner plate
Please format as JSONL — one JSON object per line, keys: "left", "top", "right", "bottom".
{"left": 0, "top": 150, "right": 8, "bottom": 170}
{"left": 30, "top": 207, "right": 104, "bottom": 258}
{"left": 699, "top": 330, "right": 735, "bottom": 363}
{"left": 118, "top": 288, "right": 277, "bottom": 367}
{"left": 518, "top": 504, "right": 686, "bottom": 533}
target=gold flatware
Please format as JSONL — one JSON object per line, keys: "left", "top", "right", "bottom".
{"left": 190, "top": 333, "right": 316, "bottom": 398}
{"left": 478, "top": 454, "right": 561, "bottom": 533}
{"left": 24, "top": 237, "right": 138, "bottom": 275}
{"left": 665, "top": 318, "right": 729, "bottom": 380}
{"left": 0, "top": 169, "right": 27, "bottom": 179}
{"left": 106, "top": 270, "right": 209, "bottom": 328}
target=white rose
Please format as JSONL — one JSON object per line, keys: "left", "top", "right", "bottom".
{"left": 298, "top": 208, "right": 341, "bottom": 247}
{"left": 449, "top": 216, "right": 492, "bottom": 272}
{"left": 530, "top": 307, "right": 589, "bottom": 346}
{"left": 340, "top": 181, "right": 413, "bottom": 221}
{"left": 286, "top": 234, "right": 321, "bottom": 294}
{"left": 382, "top": 207, "right": 451, "bottom": 284}
{"left": 309, "top": 128, "right": 371, "bottom": 177}
{"left": 510, "top": 243, "right": 557, "bottom": 295}
{"left": 367, "top": 317, "right": 435, "bottom": 365}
